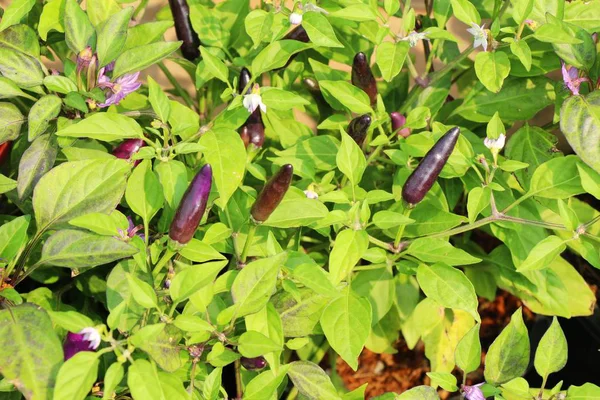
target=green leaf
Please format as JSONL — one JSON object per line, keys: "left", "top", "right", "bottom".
{"left": 28, "top": 95, "right": 62, "bottom": 141}
{"left": 517, "top": 235, "right": 566, "bottom": 272}
{"left": 534, "top": 317, "right": 567, "bottom": 379}
{"left": 102, "top": 363, "right": 124, "bottom": 400}
{"left": 0, "top": 102, "right": 25, "bottom": 144}
{"left": 331, "top": 4, "right": 378, "bottom": 21}
{"left": 320, "top": 289, "right": 372, "bottom": 371}
{"left": 510, "top": 40, "right": 532, "bottom": 71}
{"left": 372, "top": 210, "right": 414, "bottom": 230}
{"left": 127, "top": 273, "right": 158, "bottom": 308}
{"left": 251, "top": 40, "right": 312, "bottom": 75}
{"left": 200, "top": 46, "right": 230, "bottom": 84}
{"left": 396, "top": 385, "right": 440, "bottom": 399}
{"left": 302, "top": 12, "right": 343, "bottom": 48}
{"left": 262, "top": 193, "right": 329, "bottom": 228}
{"left": 261, "top": 88, "right": 310, "bottom": 110}
{"left": 147, "top": 77, "right": 170, "bottom": 124}
{"left": 40, "top": 229, "right": 138, "bottom": 269}
{"left": 199, "top": 128, "right": 246, "bottom": 208}
{"left": 417, "top": 262, "right": 480, "bottom": 322}
{"left": 112, "top": 41, "right": 182, "bottom": 78}
{"left": 125, "top": 160, "right": 163, "bottom": 225}
{"left": 567, "top": 383, "right": 600, "bottom": 399}
{"left": 54, "top": 352, "right": 100, "bottom": 400}
{"left": 133, "top": 324, "right": 183, "bottom": 372}
{"left": 0, "top": 47, "right": 44, "bottom": 88}
{"left": 484, "top": 308, "right": 530, "bottom": 384}
{"left": 232, "top": 253, "right": 286, "bottom": 317}
{"left": 527, "top": 156, "right": 584, "bottom": 199}
{"left": 64, "top": 0, "right": 95, "bottom": 53}
{"left": 407, "top": 238, "right": 482, "bottom": 266}
{"left": 0, "top": 215, "right": 30, "bottom": 262}
{"left": 0, "top": 0, "right": 36, "bottom": 32}
{"left": 96, "top": 7, "right": 133, "bottom": 67}
{"left": 69, "top": 211, "right": 128, "bottom": 236}
{"left": 511, "top": 0, "right": 534, "bottom": 25}
{"left": 238, "top": 331, "right": 283, "bottom": 357}
{"left": 0, "top": 77, "right": 35, "bottom": 101}
{"left": 0, "top": 173, "right": 17, "bottom": 194}
{"left": 125, "top": 21, "right": 174, "bottom": 50}
{"left": 178, "top": 239, "right": 225, "bottom": 263}
{"left": 560, "top": 91, "right": 600, "bottom": 174}
{"left": 533, "top": 22, "right": 583, "bottom": 44}
{"left": 564, "top": 0, "right": 600, "bottom": 33}
{"left": 87, "top": 0, "right": 121, "bottom": 27}
{"left": 17, "top": 134, "right": 58, "bottom": 201}
{"left": 577, "top": 163, "right": 600, "bottom": 199}
{"left": 287, "top": 361, "right": 341, "bottom": 400}
{"left": 467, "top": 186, "right": 491, "bottom": 223}
{"left": 56, "top": 113, "right": 143, "bottom": 142}
{"left": 474, "top": 51, "right": 511, "bottom": 93}
{"left": 33, "top": 159, "right": 130, "bottom": 230}
{"left": 319, "top": 80, "right": 372, "bottom": 114}
{"left": 43, "top": 75, "right": 78, "bottom": 94}
{"left": 202, "top": 367, "right": 222, "bottom": 400}
{"left": 336, "top": 129, "right": 366, "bottom": 187}
{"left": 328, "top": 229, "right": 369, "bottom": 285}
{"left": 0, "top": 304, "right": 63, "bottom": 400}
{"left": 38, "top": 0, "right": 66, "bottom": 41}
{"left": 169, "top": 260, "right": 227, "bottom": 303}
{"left": 450, "top": 0, "right": 481, "bottom": 25}
{"left": 552, "top": 22, "right": 596, "bottom": 71}
{"left": 376, "top": 41, "right": 409, "bottom": 82}
{"left": 244, "top": 10, "right": 272, "bottom": 47}
{"left": 244, "top": 365, "right": 291, "bottom": 400}
{"left": 426, "top": 372, "right": 458, "bottom": 392}
{"left": 127, "top": 359, "right": 166, "bottom": 400}
{"left": 454, "top": 323, "right": 481, "bottom": 374}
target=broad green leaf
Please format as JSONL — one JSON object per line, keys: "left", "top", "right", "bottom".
{"left": 417, "top": 262, "right": 480, "bottom": 322}
{"left": 251, "top": 40, "right": 312, "bottom": 75}
{"left": 404, "top": 106, "right": 431, "bottom": 130}
{"left": 169, "top": 260, "right": 227, "bottom": 303}
{"left": 127, "top": 274, "right": 158, "bottom": 308}
{"left": 40, "top": 229, "right": 138, "bottom": 269}
{"left": 397, "top": 385, "right": 440, "bottom": 399}
{"left": 244, "top": 365, "right": 290, "bottom": 400}
{"left": 328, "top": 229, "right": 369, "bottom": 285}
{"left": 178, "top": 239, "right": 225, "bottom": 263}
{"left": 577, "top": 163, "right": 600, "bottom": 200}
{"left": 207, "top": 342, "right": 240, "bottom": 367}
{"left": 426, "top": 372, "right": 458, "bottom": 392}
{"left": 238, "top": 331, "right": 282, "bottom": 357}
{"left": 38, "top": 0, "right": 65, "bottom": 40}
{"left": 102, "top": 363, "right": 124, "bottom": 400}
{"left": 96, "top": 7, "right": 133, "bottom": 67}
{"left": 232, "top": 253, "right": 286, "bottom": 317}
{"left": 56, "top": 113, "right": 143, "bottom": 142}
{"left": 200, "top": 46, "right": 230, "bottom": 84}
{"left": 474, "top": 51, "right": 511, "bottom": 93}
{"left": 64, "top": 0, "right": 95, "bottom": 53}
{"left": 261, "top": 88, "right": 310, "bottom": 110}
{"left": 202, "top": 367, "right": 222, "bottom": 400}
{"left": 534, "top": 23, "right": 583, "bottom": 45}
{"left": 0, "top": 77, "right": 36, "bottom": 101}
{"left": 33, "top": 159, "right": 130, "bottom": 230}
{"left": 336, "top": 130, "right": 366, "bottom": 187}
{"left": 0, "top": 215, "right": 30, "bottom": 263}
{"left": 0, "top": 304, "right": 63, "bottom": 400}
{"left": 148, "top": 77, "right": 170, "bottom": 124}
{"left": 319, "top": 80, "right": 372, "bottom": 114}
{"left": 125, "top": 21, "right": 174, "bottom": 50}
{"left": 454, "top": 323, "right": 481, "bottom": 374}
{"left": 302, "top": 12, "right": 343, "bottom": 48}
{"left": 517, "top": 235, "right": 566, "bottom": 272}
{"left": 372, "top": 210, "right": 414, "bottom": 230}
{"left": 407, "top": 238, "right": 482, "bottom": 266}
{"left": 511, "top": 0, "right": 534, "bottom": 25}
{"left": 0, "top": 173, "right": 17, "bottom": 194}
{"left": 112, "top": 41, "right": 182, "bottom": 78}
{"left": 189, "top": 4, "right": 230, "bottom": 48}
{"left": 244, "top": 10, "right": 273, "bottom": 47}
{"left": 28, "top": 95, "right": 62, "bottom": 141}
{"left": 484, "top": 308, "right": 530, "bottom": 384}
{"left": 567, "top": 383, "right": 600, "bottom": 399}
{"left": 377, "top": 41, "right": 409, "bottom": 82}
{"left": 273, "top": 288, "right": 330, "bottom": 337}
{"left": 54, "top": 352, "right": 100, "bottom": 400}
{"left": 528, "top": 156, "right": 584, "bottom": 199}
{"left": 43, "top": 75, "right": 77, "bottom": 94}
{"left": 17, "top": 134, "right": 58, "bottom": 200}
{"left": 262, "top": 193, "right": 329, "bottom": 228}
{"left": 450, "top": 0, "right": 481, "bottom": 24}
{"left": 199, "top": 128, "right": 245, "bottom": 208}
{"left": 173, "top": 315, "right": 212, "bottom": 332}
{"left": 467, "top": 186, "right": 491, "bottom": 223}
{"left": 560, "top": 91, "right": 600, "bottom": 174}
{"left": 0, "top": 0, "right": 36, "bottom": 32}
{"left": 534, "top": 317, "right": 567, "bottom": 379}
{"left": 132, "top": 324, "right": 183, "bottom": 372}
{"left": 87, "top": 0, "right": 121, "bottom": 27}
{"left": 352, "top": 267, "right": 395, "bottom": 324}
{"left": 287, "top": 361, "right": 341, "bottom": 400}
{"left": 510, "top": 40, "right": 532, "bottom": 71}
{"left": 125, "top": 160, "right": 163, "bottom": 225}
{"left": 68, "top": 211, "right": 128, "bottom": 236}
{"left": 0, "top": 102, "right": 24, "bottom": 144}
{"left": 320, "top": 289, "right": 372, "bottom": 370}
{"left": 564, "top": 0, "right": 600, "bottom": 33}
{"left": 127, "top": 359, "right": 166, "bottom": 400}
{"left": 291, "top": 263, "right": 336, "bottom": 296}
{"left": 330, "top": 4, "right": 378, "bottom": 21}
{"left": 0, "top": 47, "right": 44, "bottom": 88}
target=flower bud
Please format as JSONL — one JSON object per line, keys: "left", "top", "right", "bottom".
{"left": 76, "top": 46, "right": 94, "bottom": 73}
{"left": 63, "top": 327, "right": 101, "bottom": 360}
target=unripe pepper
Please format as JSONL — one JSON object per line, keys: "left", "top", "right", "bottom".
{"left": 168, "top": 0, "right": 201, "bottom": 61}
{"left": 251, "top": 164, "right": 293, "bottom": 223}
{"left": 169, "top": 164, "right": 212, "bottom": 245}
{"left": 402, "top": 127, "right": 460, "bottom": 205}
{"left": 0, "top": 141, "right": 12, "bottom": 165}
{"left": 390, "top": 112, "right": 411, "bottom": 138}
{"left": 113, "top": 139, "right": 146, "bottom": 166}
{"left": 347, "top": 114, "right": 371, "bottom": 146}
{"left": 352, "top": 52, "right": 377, "bottom": 107}
{"left": 238, "top": 67, "right": 252, "bottom": 95}
{"left": 241, "top": 356, "right": 266, "bottom": 370}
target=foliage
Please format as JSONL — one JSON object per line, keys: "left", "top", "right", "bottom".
{"left": 0, "top": 0, "right": 599, "bottom": 399}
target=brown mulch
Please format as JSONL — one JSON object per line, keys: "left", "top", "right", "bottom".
{"left": 336, "top": 291, "right": 535, "bottom": 399}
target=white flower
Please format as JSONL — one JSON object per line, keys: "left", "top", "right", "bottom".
{"left": 304, "top": 189, "right": 319, "bottom": 199}
{"left": 79, "top": 327, "right": 101, "bottom": 350}
{"left": 402, "top": 31, "right": 429, "bottom": 48}
{"left": 484, "top": 133, "right": 506, "bottom": 151}
{"left": 467, "top": 23, "right": 488, "bottom": 51}
{"left": 290, "top": 12, "right": 303, "bottom": 25}
{"left": 243, "top": 86, "right": 267, "bottom": 114}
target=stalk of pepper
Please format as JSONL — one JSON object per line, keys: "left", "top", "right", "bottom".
{"left": 347, "top": 114, "right": 371, "bottom": 146}
{"left": 113, "top": 139, "right": 146, "bottom": 166}
{"left": 402, "top": 127, "right": 460, "bottom": 205}
{"left": 390, "top": 112, "right": 411, "bottom": 138}
{"left": 238, "top": 67, "right": 252, "bottom": 95}
{"left": 168, "top": 0, "right": 201, "bottom": 61}
{"left": 239, "top": 108, "right": 265, "bottom": 149}
{"left": 0, "top": 141, "right": 11, "bottom": 165}
{"left": 169, "top": 164, "right": 213, "bottom": 245}
{"left": 352, "top": 52, "right": 377, "bottom": 107}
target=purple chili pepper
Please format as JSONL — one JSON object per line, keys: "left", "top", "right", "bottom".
{"left": 390, "top": 112, "right": 411, "bottom": 138}
{"left": 240, "top": 356, "right": 267, "bottom": 370}
{"left": 169, "top": 164, "right": 212, "bottom": 245}
{"left": 113, "top": 139, "right": 146, "bottom": 166}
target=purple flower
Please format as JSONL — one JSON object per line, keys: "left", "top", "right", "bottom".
{"left": 97, "top": 67, "right": 141, "bottom": 108}
{"left": 462, "top": 383, "right": 485, "bottom": 400}
{"left": 63, "top": 327, "right": 101, "bottom": 360}
{"left": 76, "top": 46, "right": 94, "bottom": 73}
{"left": 561, "top": 61, "right": 589, "bottom": 96}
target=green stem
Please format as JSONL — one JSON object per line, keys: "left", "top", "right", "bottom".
{"left": 157, "top": 62, "right": 196, "bottom": 110}
{"left": 152, "top": 248, "right": 175, "bottom": 277}
{"left": 368, "top": 234, "right": 392, "bottom": 252}
{"left": 585, "top": 214, "right": 600, "bottom": 228}
{"left": 394, "top": 207, "right": 412, "bottom": 248}
{"left": 240, "top": 223, "right": 257, "bottom": 264}
{"left": 234, "top": 359, "right": 243, "bottom": 399}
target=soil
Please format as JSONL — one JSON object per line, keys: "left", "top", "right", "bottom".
{"left": 336, "top": 291, "right": 535, "bottom": 399}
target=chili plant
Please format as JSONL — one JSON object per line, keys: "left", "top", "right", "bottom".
{"left": 0, "top": 0, "right": 599, "bottom": 399}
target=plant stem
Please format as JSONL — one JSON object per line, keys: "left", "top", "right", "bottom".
{"left": 234, "top": 359, "right": 243, "bottom": 399}
{"left": 240, "top": 223, "right": 257, "bottom": 264}
{"left": 368, "top": 234, "right": 393, "bottom": 251}
{"left": 157, "top": 62, "right": 196, "bottom": 110}
{"left": 152, "top": 248, "right": 175, "bottom": 276}
{"left": 394, "top": 208, "right": 412, "bottom": 248}
{"left": 585, "top": 214, "right": 600, "bottom": 228}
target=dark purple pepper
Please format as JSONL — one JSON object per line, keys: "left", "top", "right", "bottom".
{"left": 390, "top": 112, "right": 411, "bottom": 138}
{"left": 238, "top": 67, "right": 252, "bottom": 95}
{"left": 283, "top": 25, "right": 310, "bottom": 42}
{"left": 169, "top": 164, "right": 212, "bottom": 245}
{"left": 113, "top": 139, "right": 146, "bottom": 166}
{"left": 250, "top": 164, "right": 293, "bottom": 223}
{"left": 347, "top": 114, "right": 371, "bottom": 146}
{"left": 240, "top": 356, "right": 267, "bottom": 370}
{"left": 351, "top": 52, "right": 377, "bottom": 107}
{"left": 402, "top": 127, "right": 460, "bottom": 205}
{"left": 0, "top": 141, "right": 11, "bottom": 165}
{"left": 239, "top": 108, "right": 265, "bottom": 148}
{"left": 168, "top": 0, "right": 201, "bottom": 61}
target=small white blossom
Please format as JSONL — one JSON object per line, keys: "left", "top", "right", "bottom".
{"left": 290, "top": 12, "right": 303, "bottom": 25}
{"left": 79, "top": 327, "right": 101, "bottom": 350}
{"left": 304, "top": 189, "right": 319, "bottom": 199}
{"left": 243, "top": 85, "right": 267, "bottom": 114}
{"left": 467, "top": 23, "right": 488, "bottom": 51}
{"left": 402, "top": 31, "right": 429, "bottom": 48}
{"left": 484, "top": 133, "right": 506, "bottom": 151}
